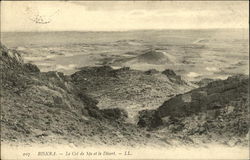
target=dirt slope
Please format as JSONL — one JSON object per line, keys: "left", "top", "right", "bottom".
{"left": 71, "top": 66, "right": 195, "bottom": 122}
{"left": 0, "top": 43, "right": 164, "bottom": 146}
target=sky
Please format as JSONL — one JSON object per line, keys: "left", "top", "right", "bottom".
{"left": 1, "top": 1, "right": 249, "bottom": 32}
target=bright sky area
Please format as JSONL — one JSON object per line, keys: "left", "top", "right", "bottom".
{"left": 1, "top": 1, "right": 249, "bottom": 32}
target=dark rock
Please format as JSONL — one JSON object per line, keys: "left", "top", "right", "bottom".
{"left": 144, "top": 69, "right": 159, "bottom": 75}
{"left": 157, "top": 94, "right": 190, "bottom": 117}
{"left": 162, "top": 69, "right": 186, "bottom": 85}
{"left": 102, "top": 108, "right": 128, "bottom": 121}
{"left": 73, "top": 66, "right": 114, "bottom": 77}
{"left": 162, "top": 69, "right": 177, "bottom": 77}
{"left": 195, "top": 78, "right": 215, "bottom": 87}
{"left": 137, "top": 109, "right": 162, "bottom": 129}
{"left": 23, "top": 63, "right": 40, "bottom": 73}
{"left": 136, "top": 50, "right": 172, "bottom": 65}
{"left": 78, "top": 93, "right": 98, "bottom": 107}
{"left": 157, "top": 75, "right": 248, "bottom": 119}
{"left": 115, "top": 67, "right": 130, "bottom": 72}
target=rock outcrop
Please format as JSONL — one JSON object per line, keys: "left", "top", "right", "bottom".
{"left": 157, "top": 74, "right": 248, "bottom": 118}
{"left": 162, "top": 69, "right": 187, "bottom": 85}
{"left": 138, "top": 74, "right": 249, "bottom": 145}
{"left": 194, "top": 78, "right": 216, "bottom": 87}
{"left": 137, "top": 109, "right": 162, "bottom": 129}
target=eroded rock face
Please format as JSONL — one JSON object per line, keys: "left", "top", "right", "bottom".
{"left": 138, "top": 74, "right": 249, "bottom": 137}
{"left": 157, "top": 75, "right": 248, "bottom": 118}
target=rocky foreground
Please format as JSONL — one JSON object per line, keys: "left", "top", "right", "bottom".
{"left": 0, "top": 43, "right": 163, "bottom": 146}
{"left": 0, "top": 43, "right": 249, "bottom": 147}
{"left": 138, "top": 74, "right": 249, "bottom": 146}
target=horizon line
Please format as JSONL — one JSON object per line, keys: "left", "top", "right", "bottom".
{"left": 1, "top": 28, "right": 248, "bottom": 33}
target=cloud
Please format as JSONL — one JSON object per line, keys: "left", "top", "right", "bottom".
{"left": 187, "top": 72, "right": 201, "bottom": 78}
{"left": 206, "top": 67, "right": 219, "bottom": 72}
{"left": 1, "top": 1, "right": 248, "bottom": 32}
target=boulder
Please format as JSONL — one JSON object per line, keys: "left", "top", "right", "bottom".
{"left": 144, "top": 69, "right": 159, "bottom": 75}
{"left": 162, "top": 69, "right": 186, "bottom": 85}
{"left": 137, "top": 109, "right": 162, "bottom": 129}
{"left": 102, "top": 108, "right": 128, "bottom": 121}
{"left": 23, "top": 63, "right": 40, "bottom": 73}
{"left": 162, "top": 69, "right": 177, "bottom": 77}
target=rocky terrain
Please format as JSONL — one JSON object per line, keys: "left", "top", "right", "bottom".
{"left": 71, "top": 65, "right": 195, "bottom": 122}
{"left": 1, "top": 43, "right": 249, "bottom": 147}
{"left": 138, "top": 74, "right": 249, "bottom": 146}
{"left": 0, "top": 43, "right": 164, "bottom": 146}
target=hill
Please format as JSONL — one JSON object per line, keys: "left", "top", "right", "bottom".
{"left": 109, "top": 49, "right": 174, "bottom": 67}
{"left": 135, "top": 50, "right": 173, "bottom": 65}
{"left": 71, "top": 66, "right": 195, "bottom": 122}
{"left": 0, "top": 43, "right": 164, "bottom": 146}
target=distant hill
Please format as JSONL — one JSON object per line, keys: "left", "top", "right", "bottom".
{"left": 136, "top": 50, "right": 173, "bottom": 65}
{"left": 111, "top": 49, "right": 174, "bottom": 66}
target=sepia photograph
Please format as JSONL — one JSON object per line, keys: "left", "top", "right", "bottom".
{"left": 0, "top": 1, "right": 249, "bottom": 159}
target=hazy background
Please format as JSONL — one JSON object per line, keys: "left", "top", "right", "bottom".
{"left": 1, "top": 1, "right": 248, "bottom": 32}
{"left": 1, "top": 1, "right": 249, "bottom": 81}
